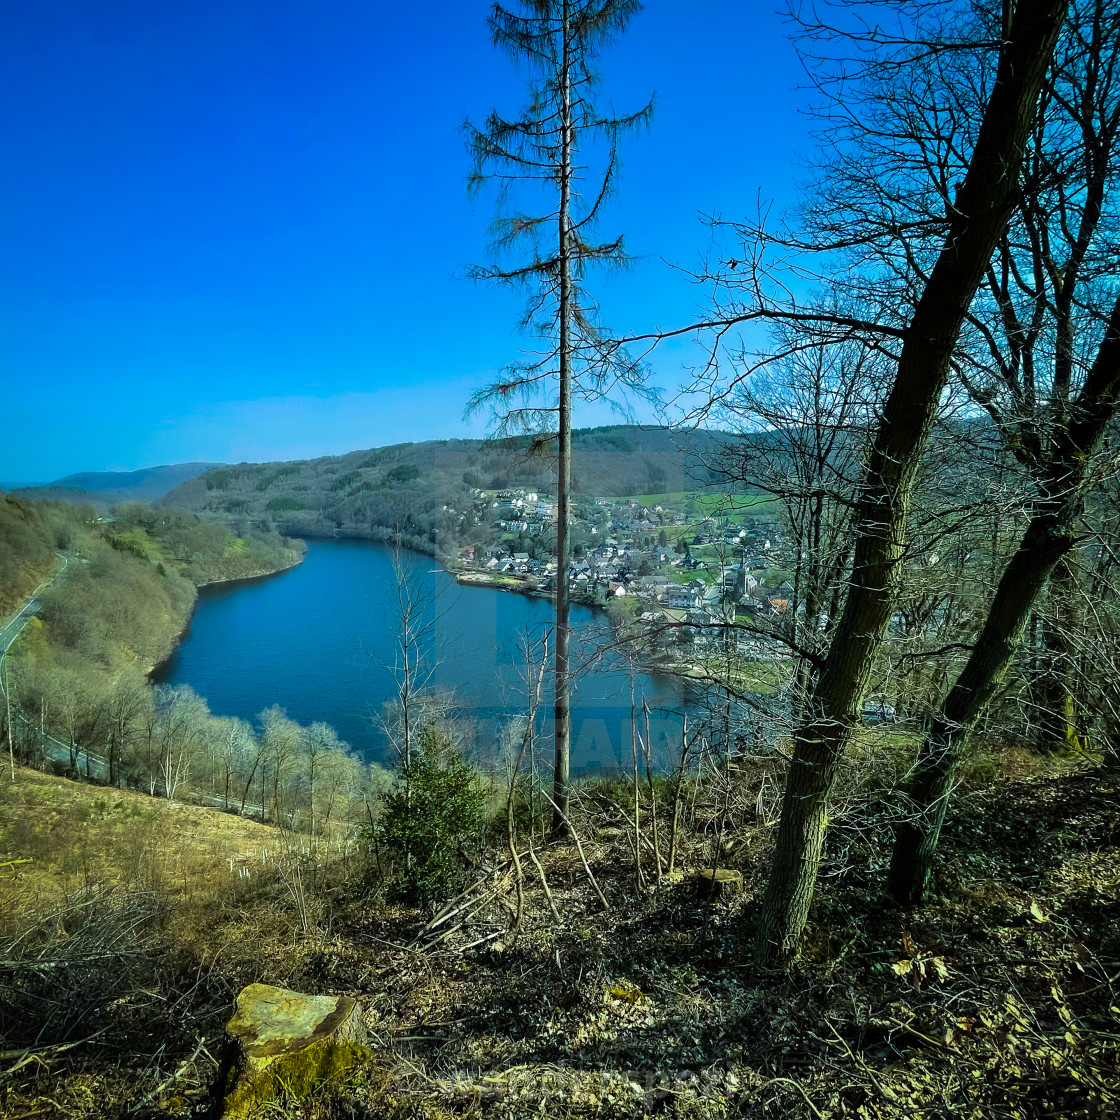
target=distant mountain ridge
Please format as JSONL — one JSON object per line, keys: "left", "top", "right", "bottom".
{"left": 19, "top": 462, "right": 221, "bottom": 504}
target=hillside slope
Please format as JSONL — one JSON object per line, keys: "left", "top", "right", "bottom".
{"left": 157, "top": 426, "right": 746, "bottom": 555}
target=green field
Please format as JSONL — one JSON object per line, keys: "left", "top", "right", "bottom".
{"left": 608, "top": 489, "right": 773, "bottom": 511}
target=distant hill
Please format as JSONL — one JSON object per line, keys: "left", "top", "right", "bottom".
{"left": 19, "top": 462, "right": 220, "bottom": 504}
{"left": 158, "top": 426, "right": 746, "bottom": 556}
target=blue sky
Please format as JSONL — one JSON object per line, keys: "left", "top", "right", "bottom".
{"left": 1, "top": 1, "right": 814, "bottom": 487}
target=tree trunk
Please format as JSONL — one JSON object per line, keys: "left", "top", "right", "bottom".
{"left": 552, "top": 0, "right": 574, "bottom": 837}
{"left": 887, "top": 510, "right": 1076, "bottom": 902}
{"left": 754, "top": 0, "right": 1069, "bottom": 966}
{"left": 1033, "top": 552, "right": 1084, "bottom": 752}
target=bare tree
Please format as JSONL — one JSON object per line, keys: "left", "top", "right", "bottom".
{"left": 883, "top": 0, "right": 1120, "bottom": 903}
{"left": 260, "top": 706, "right": 301, "bottom": 826}
{"left": 465, "top": 0, "right": 652, "bottom": 833}
{"left": 153, "top": 684, "right": 208, "bottom": 801}
{"left": 671, "top": 0, "right": 1070, "bottom": 964}
{"left": 705, "top": 335, "right": 876, "bottom": 707}
{"left": 377, "top": 548, "right": 443, "bottom": 775}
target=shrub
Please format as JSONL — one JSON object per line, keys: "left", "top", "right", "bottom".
{"left": 379, "top": 733, "right": 485, "bottom": 906}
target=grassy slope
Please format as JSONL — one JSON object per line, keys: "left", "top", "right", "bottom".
{"left": 0, "top": 766, "right": 284, "bottom": 925}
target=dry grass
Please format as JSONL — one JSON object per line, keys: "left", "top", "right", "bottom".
{"left": 0, "top": 766, "right": 285, "bottom": 929}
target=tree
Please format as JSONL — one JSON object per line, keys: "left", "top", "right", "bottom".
{"left": 214, "top": 716, "right": 255, "bottom": 811}
{"left": 376, "top": 547, "right": 445, "bottom": 780}
{"left": 378, "top": 727, "right": 485, "bottom": 906}
{"left": 153, "top": 684, "right": 208, "bottom": 800}
{"left": 668, "top": 0, "right": 1069, "bottom": 964}
{"left": 466, "top": 0, "right": 652, "bottom": 833}
{"left": 299, "top": 721, "right": 345, "bottom": 838}
{"left": 260, "top": 706, "right": 301, "bottom": 826}
{"left": 103, "top": 667, "right": 150, "bottom": 788}
{"left": 755, "top": 0, "right": 1068, "bottom": 964}
{"left": 707, "top": 336, "right": 875, "bottom": 705}
{"left": 886, "top": 0, "right": 1120, "bottom": 899}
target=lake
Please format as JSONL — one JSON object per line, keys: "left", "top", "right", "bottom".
{"left": 152, "top": 539, "right": 698, "bottom": 772}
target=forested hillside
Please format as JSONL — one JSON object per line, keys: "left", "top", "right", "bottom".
{"left": 0, "top": 495, "right": 59, "bottom": 617}
{"left": 157, "top": 426, "right": 741, "bottom": 555}
{"left": 1, "top": 494, "right": 304, "bottom": 724}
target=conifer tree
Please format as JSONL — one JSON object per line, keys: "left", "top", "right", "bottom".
{"left": 466, "top": 0, "right": 651, "bottom": 832}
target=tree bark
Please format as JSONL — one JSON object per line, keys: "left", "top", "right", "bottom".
{"left": 1033, "top": 552, "right": 1085, "bottom": 752}
{"left": 754, "top": 0, "right": 1069, "bottom": 966}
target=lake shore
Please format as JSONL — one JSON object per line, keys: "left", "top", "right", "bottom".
{"left": 450, "top": 565, "right": 602, "bottom": 607}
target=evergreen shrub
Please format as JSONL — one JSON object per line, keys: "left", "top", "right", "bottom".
{"left": 379, "top": 733, "right": 485, "bottom": 906}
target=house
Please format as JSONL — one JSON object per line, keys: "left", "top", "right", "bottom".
{"left": 701, "top": 584, "right": 724, "bottom": 608}
{"left": 661, "top": 585, "right": 703, "bottom": 610}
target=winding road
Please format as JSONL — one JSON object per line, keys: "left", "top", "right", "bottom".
{"left": 0, "top": 551, "right": 69, "bottom": 656}
{"left": 1, "top": 552, "right": 111, "bottom": 779}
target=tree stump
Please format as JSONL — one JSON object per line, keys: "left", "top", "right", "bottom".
{"left": 693, "top": 868, "right": 743, "bottom": 900}
{"left": 220, "top": 983, "right": 372, "bottom": 1118}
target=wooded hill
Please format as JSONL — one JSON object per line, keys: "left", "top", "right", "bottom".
{"left": 156, "top": 425, "right": 746, "bottom": 555}
{"left": 0, "top": 494, "right": 305, "bottom": 670}
{"left": 0, "top": 496, "right": 374, "bottom": 822}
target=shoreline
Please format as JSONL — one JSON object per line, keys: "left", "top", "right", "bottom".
{"left": 194, "top": 551, "right": 306, "bottom": 593}
{"left": 450, "top": 565, "right": 719, "bottom": 687}
{"left": 450, "top": 566, "right": 780, "bottom": 695}
{"left": 450, "top": 566, "right": 603, "bottom": 608}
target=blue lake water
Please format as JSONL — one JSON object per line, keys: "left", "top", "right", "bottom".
{"left": 152, "top": 539, "right": 697, "bottom": 772}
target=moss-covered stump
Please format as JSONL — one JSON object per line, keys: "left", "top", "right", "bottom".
{"left": 221, "top": 983, "right": 372, "bottom": 1118}
{"left": 693, "top": 867, "right": 743, "bottom": 900}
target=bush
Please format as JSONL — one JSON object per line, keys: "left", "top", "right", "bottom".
{"left": 379, "top": 733, "right": 485, "bottom": 906}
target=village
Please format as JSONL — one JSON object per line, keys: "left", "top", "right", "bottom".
{"left": 446, "top": 487, "right": 798, "bottom": 668}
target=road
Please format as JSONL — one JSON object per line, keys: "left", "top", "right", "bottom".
{"left": 0, "top": 552, "right": 110, "bottom": 779}
{"left": 0, "top": 551, "right": 69, "bottom": 656}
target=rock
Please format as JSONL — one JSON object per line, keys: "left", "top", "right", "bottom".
{"left": 221, "top": 983, "right": 372, "bottom": 1118}
{"left": 607, "top": 980, "right": 644, "bottom": 1004}
{"left": 693, "top": 868, "right": 743, "bottom": 899}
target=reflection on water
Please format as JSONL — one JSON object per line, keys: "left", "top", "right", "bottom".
{"left": 153, "top": 539, "right": 699, "bottom": 771}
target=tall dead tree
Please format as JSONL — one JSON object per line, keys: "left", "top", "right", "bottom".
{"left": 466, "top": 0, "right": 651, "bottom": 833}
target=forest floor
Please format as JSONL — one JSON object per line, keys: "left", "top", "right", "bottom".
{"left": 1, "top": 753, "right": 1117, "bottom": 1120}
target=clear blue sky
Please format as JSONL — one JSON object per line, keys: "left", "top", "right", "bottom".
{"left": 1, "top": 1, "right": 814, "bottom": 487}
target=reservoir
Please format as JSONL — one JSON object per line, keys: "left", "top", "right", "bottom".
{"left": 153, "top": 539, "right": 696, "bottom": 771}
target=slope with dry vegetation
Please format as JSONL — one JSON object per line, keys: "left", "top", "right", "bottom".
{"left": 1, "top": 743, "right": 1116, "bottom": 1120}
